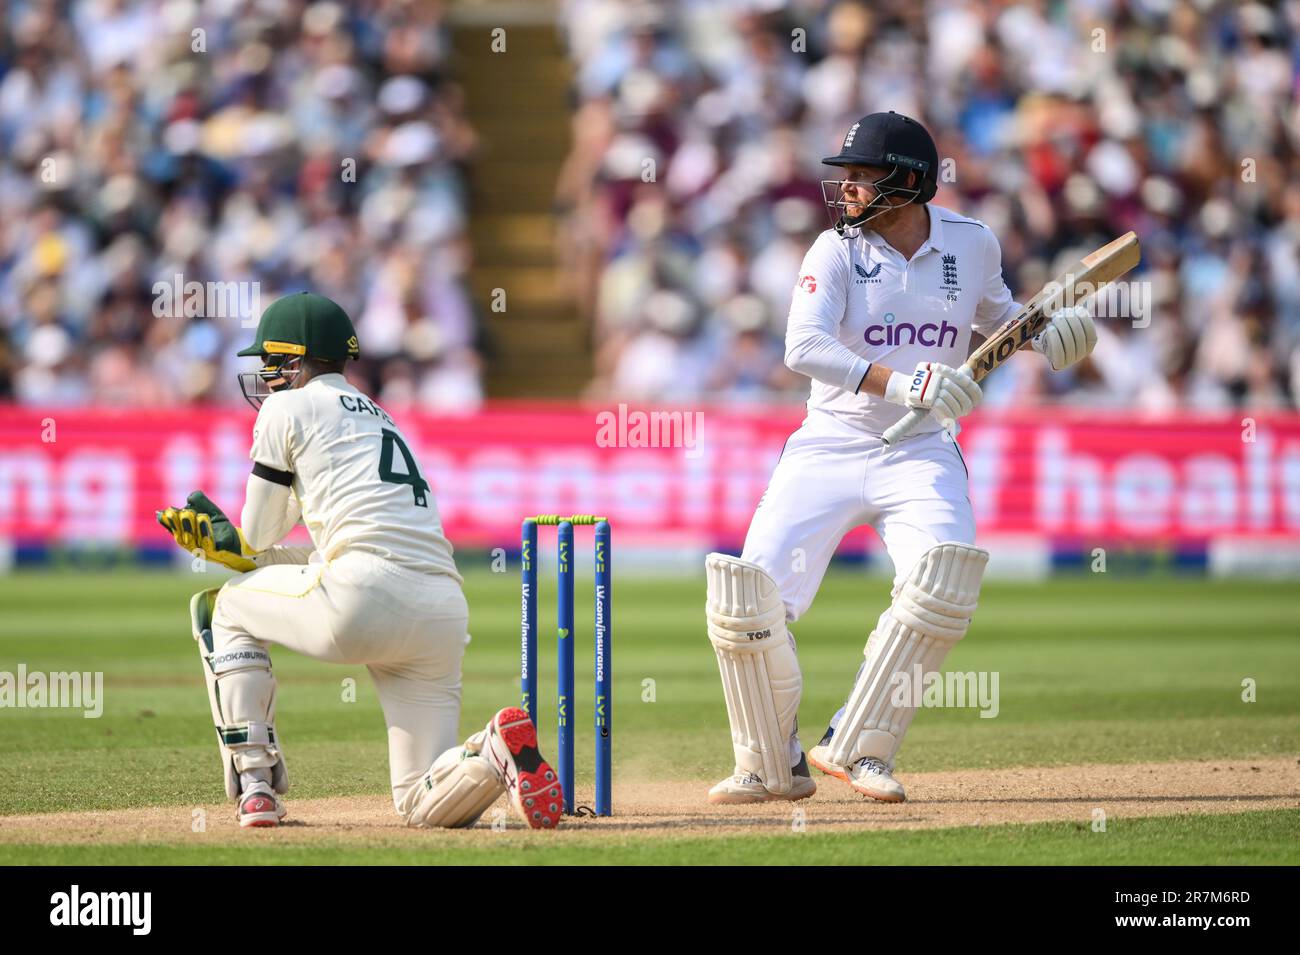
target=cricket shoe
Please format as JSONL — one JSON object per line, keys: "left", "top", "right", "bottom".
{"left": 845, "top": 756, "right": 906, "bottom": 802}
{"left": 807, "top": 744, "right": 848, "bottom": 783}
{"left": 238, "top": 782, "right": 287, "bottom": 828}
{"left": 808, "top": 729, "right": 906, "bottom": 802}
{"left": 707, "top": 753, "right": 817, "bottom": 805}
{"left": 483, "top": 706, "right": 563, "bottom": 830}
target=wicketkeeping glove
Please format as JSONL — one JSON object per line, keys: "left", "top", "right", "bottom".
{"left": 157, "top": 491, "right": 258, "bottom": 573}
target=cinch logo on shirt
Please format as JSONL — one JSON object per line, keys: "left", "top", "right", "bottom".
{"left": 798, "top": 274, "right": 817, "bottom": 293}
{"left": 864, "top": 313, "right": 959, "bottom": 348}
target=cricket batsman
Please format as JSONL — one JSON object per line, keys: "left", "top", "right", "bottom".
{"left": 704, "top": 112, "right": 1096, "bottom": 804}
{"left": 157, "top": 292, "right": 564, "bottom": 829}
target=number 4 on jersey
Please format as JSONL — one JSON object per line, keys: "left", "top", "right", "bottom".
{"left": 379, "top": 429, "right": 429, "bottom": 507}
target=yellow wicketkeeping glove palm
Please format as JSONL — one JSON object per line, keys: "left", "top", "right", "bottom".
{"left": 157, "top": 491, "right": 259, "bottom": 573}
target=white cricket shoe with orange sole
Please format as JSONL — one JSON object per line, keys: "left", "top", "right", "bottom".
{"left": 808, "top": 740, "right": 906, "bottom": 803}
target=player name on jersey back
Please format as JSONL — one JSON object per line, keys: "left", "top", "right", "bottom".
{"left": 250, "top": 374, "right": 461, "bottom": 581}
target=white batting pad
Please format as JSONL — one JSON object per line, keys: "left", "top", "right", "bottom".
{"left": 827, "top": 542, "right": 988, "bottom": 767}
{"left": 404, "top": 748, "right": 505, "bottom": 828}
{"left": 705, "top": 554, "right": 802, "bottom": 795}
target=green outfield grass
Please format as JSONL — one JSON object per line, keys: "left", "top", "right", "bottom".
{"left": 0, "top": 566, "right": 1296, "bottom": 864}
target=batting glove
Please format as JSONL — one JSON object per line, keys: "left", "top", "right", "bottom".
{"left": 1032, "top": 305, "right": 1097, "bottom": 371}
{"left": 886, "top": 361, "right": 983, "bottom": 431}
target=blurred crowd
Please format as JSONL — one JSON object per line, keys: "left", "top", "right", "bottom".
{"left": 0, "top": 0, "right": 486, "bottom": 408}
{"left": 556, "top": 0, "right": 1300, "bottom": 411}
{"left": 2, "top": 0, "right": 1298, "bottom": 413}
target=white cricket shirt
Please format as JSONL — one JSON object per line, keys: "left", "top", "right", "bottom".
{"left": 248, "top": 374, "right": 461, "bottom": 580}
{"left": 784, "top": 203, "right": 1021, "bottom": 435}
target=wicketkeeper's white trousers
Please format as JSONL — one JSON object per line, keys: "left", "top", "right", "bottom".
{"left": 211, "top": 550, "right": 470, "bottom": 819}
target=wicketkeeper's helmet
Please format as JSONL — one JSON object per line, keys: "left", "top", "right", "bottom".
{"left": 237, "top": 292, "right": 360, "bottom": 409}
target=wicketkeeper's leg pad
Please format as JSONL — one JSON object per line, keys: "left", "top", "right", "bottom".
{"left": 191, "top": 588, "right": 288, "bottom": 800}
{"left": 706, "top": 553, "right": 802, "bottom": 795}
{"left": 402, "top": 746, "right": 504, "bottom": 829}
{"left": 827, "top": 542, "right": 988, "bottom": 767}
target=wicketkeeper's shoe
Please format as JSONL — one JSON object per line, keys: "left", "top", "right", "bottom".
{"left": 483, "top": 706, "right": 563, "bottom": 830}
{"left": 707, "top": 753, "right": 817, "bottom": 805}
{"left": 238, "top": 782, "right": 287, "bottom": 828}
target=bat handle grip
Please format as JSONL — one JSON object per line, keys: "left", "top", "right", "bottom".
{"left": 881, "top": 407, "right": 927, "bottom": 447}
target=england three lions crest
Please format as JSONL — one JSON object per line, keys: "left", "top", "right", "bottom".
{"left": 941, "top": 253, "right": 962, "bottom": 302}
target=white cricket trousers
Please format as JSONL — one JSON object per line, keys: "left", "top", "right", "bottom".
{"left": 211, "top": 549, "right": 470, "bottom": 819}
{"left": 741, "top": 409, "right": 977, "bottom": 750}
{"left": 742, "top": 408, "right": 976, "bottom": 621}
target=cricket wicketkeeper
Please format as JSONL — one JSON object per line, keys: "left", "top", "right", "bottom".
{"left": 704, "top": 112, "right": 1097, "bottom": 804}
{"left": 158, "top": 292, "right": 563, "bottom": 829}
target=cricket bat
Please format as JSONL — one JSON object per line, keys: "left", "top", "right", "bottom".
{"left": 880, "top": 231, "right": 1141, "bottom": 447}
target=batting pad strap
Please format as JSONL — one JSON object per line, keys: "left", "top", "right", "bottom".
{"left": 208, "top": 646, "right": 271, "bottom": 676}
{"left": 218, "top": 721, "right": 277, "bottom": 748}
{"left": 219, "top": 720, "right": 284, "bottom": 778}
{"left": 704, "top": 553, "right": 788, "bottom": 637}
{"left": 889, "top": 543, "right": 988, "bottom": 642}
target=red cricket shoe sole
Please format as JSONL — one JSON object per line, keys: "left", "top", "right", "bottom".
{"left": 493, "top": 707, "right": 564, "bottom": 830}
{"left": 239, "top": 793, "right": 284, "bottom": 828}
